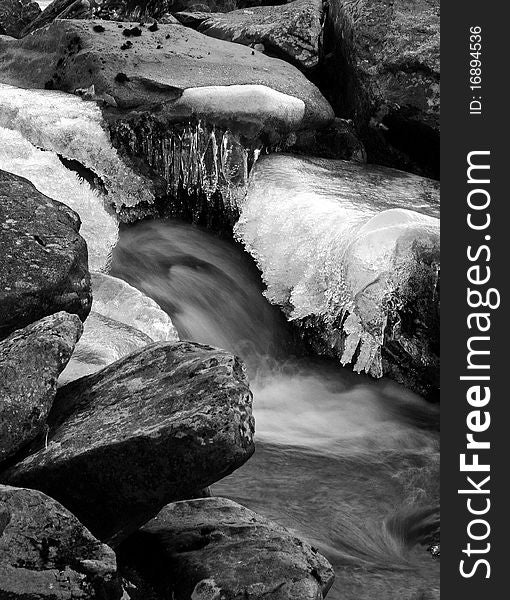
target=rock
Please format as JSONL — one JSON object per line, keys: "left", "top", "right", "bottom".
{"left": 293, "top": 118, "right": 367, "bottom": 162}
{"left": 0, "top": 170, "right": 92, "bottom": 340}
{"left": 117, "top": 497, "right": 335, "bottom": 600}
{"left": 0, "top": 484, "right": 121, "bottom": 599}
{"left": 322, "top": 0, "right": 440, "bottom": 177}
{"left": 0, "top": 0, "right": 40, "bottom": 38}
{"left": 58, "top": 311, "right": 152, "bottom": 384}
{"left": 2, "top": 341, "right": 254, "bottom": 542}
{"left": 0, "top": 312, "right": 82, "bottom": 464}
{"left": 234, "top": 154, "right": 439, "bottom": 398}
{"left": 0, "top": 19, "right": 333, "bottom": 133}
{"left": 19, "top": 0, "right": 91, "bottom": 36}
{"left": 0, "top": 125, "right": 119, "bottom": 273}
{"left": 175, "top": 0, "right": 324, "bottom": 72}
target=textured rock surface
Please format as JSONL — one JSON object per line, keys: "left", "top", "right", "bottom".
{"left": 118, "top": 497, "right": 335, "bottom": 599}
{"left": 58, "top": 311, "right": 152, "bottom": 384}
{"left": 0, "top": 19, "right": 333, "bottom": 134}
{"left": 322, "top": 0, "right": 440, "bottom": 177}
{"left": 0, "top": 0, "right": 40, "bottom": 38}
{"left": 0, "top": 484, "right": 122, "bottom": 599}
{"left": 176, "top": 0, "right": 324, "bottom": 71}
{"left": 2, "top": 342, "right": 254, "bottom": 542}
{"left": 0, "top": 312, "right": 82, "bottom": 464}
{"left": 0, "top": 170, "right": 92, "bottom": 339}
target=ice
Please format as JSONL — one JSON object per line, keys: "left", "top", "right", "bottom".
{"left": 234, "top": 155, "right": 440, "bottom": 377}
{"left": 91, "top": 272, "right": 179, "bottom": 343}
{"left": 0, "top": 83, "right": 154, "bottom": 210}
{"left": 0, "top": 127, "right": 118, "bottom": 272}
{"left": 59, "top": 273, "right": 179, "bottom": 385}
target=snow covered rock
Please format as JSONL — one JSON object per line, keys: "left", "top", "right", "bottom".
{"left": 0, "top": 21, "right": 333, "bottom": 220}
{"left": 0, "top": 484, "right": 122, "bottom": 599}
{"left": 60, "top": 273, "right": 178, "bottom": 384}
{"left": 2, "top": 341, "right": 255, "bottom": 542}
{"left": 117, "top": 497, "right": 335, "bottom": 600}
{"left": 0, "top": 170, "right": 91, "bottom": 339}
{"left": 0, "top": 312, "right": 82, "bottom": 463}
{"left": 176, "top": 0, "right": 324, "bottom": 72}
{"left": 235, "top": 154, "right": 439, "bottom": 397}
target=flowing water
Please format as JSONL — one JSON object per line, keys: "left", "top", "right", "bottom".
{"left": 111, "top": 220, "right": 440, "bottom": 600}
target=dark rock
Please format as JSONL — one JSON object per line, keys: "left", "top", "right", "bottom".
{"left": 293, "top": 118, "right": 367, "bottom": 162}
{"left": 115, "top": 71, "right": 130, "bottom": 82}
{"left": 0, "top": 484, "right": 122, "bottom": 599}
{"left": 92, "top": 23, "right": 105, "bottom": 32}
{"left": 175, "top": 0, "right": 324, "bottom": 72}
{"left": 122, "top": 25, "right": 142, "bottom": 36}
{"left": 0, "top": 312, "right": 83, "bottom": 464}
{"left": 148, "top": 21, "right": 158, "bottom": 32}
{"left": 19, "top": 0, "right": 92, "bottom": 36}
{"left": 0, "top": 0, "right": 40, "bottom": 38}
{"left": 118, "top": 497, "right": 335, "bottom": 600}
{"left": 321, "top": 0, "right": 440, "bottom": 177}
{"left": 0, "top": 170, "right": 92, "bottom": 340}
{"left": 2, "top": 341, "right": 254, "bottom": 543}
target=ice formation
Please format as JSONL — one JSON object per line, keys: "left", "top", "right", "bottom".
{"left": 0, "top": 127, "right": 118, "bottom": 272}
{"left": 91, "top": 272, "right": 179, "bottom": 342}
{"left": 60, "top": 272, "right": 178, "bottom": 384}
{"left": 234, "top": 154, "right": 440, "bottom": 377}
{"left": 0, "top": 83, "right": 154, "bottom": 210}
{"left": 110, "top": 117, "right": 262, "bottom": 218}
{"left": 59, "top": 311, "right": 153, "bottom": 385}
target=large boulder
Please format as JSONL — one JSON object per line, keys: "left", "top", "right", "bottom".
{"left": 2, "top": 341, "right": 254, "bottom": 543}
{"left": 235, "top": 154, "right": 439, "bottom": 398}
{"left": 0, "top": 19, "right": 332, "bottom": 132}
{"left": 176, "top": 0, "right": 324, "bottom": 72}
{"left": 118, "top": 497, "right": 335, "bottom": 600}
{"left": 322, "top": 0, "right": 440, "bottom": 177}
{"left": 0, "top": 484, "right": 121, "bottom": 599}
{"left": 0, "top": 169, "right": 92, "bottom": 339}
{"left": 0, "top": 312, "right": 82, "bottom": 464}
{"left": 0, "top": 0, "right": 40, "bottom": 38}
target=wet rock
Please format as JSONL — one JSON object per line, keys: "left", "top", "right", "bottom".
{"left": 2, "top": 341, "right": 254, "bottom": 543}
{"left": 0, "top": 312, "right": 82, "bottom": 464}
{"left": 0, "top": 484, "right": 122, "bottom": 599}
{"left": 322, "top": 0, "right": 440, "bottom": 177}
{"left": 235, "top": 154, "right": 439, "bottom": 398}
{"left": 0, "top": 170, "right": 92, "bottom": 340}
{"left": 175, "top": 0, "right": 324, "bottom": 72}
{"left": 118, "top": 497, "right": 335, "bottom": 600}
{"left": 0, "top": 0, "right": 40, "bottom": 38}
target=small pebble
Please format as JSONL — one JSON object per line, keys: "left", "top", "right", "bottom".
{"left": 115, "top": 72, "right": 130, "bottom": 84}
{"left": 120, "top": 41, "right": 133, "bottom": 50}
{"left": 148, "top": 22, "right": 159, "bottom": 32}
{"left": 93, "top": 25, "right": 105, "bottom": 33}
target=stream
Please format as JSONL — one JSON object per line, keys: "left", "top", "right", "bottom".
{"left": 110, "top": 219, "right": 440, "bottom": 600}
